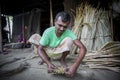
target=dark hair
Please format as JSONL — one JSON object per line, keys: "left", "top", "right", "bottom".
{"left": 55, "top": 11, "right": 70, "bottom": 22}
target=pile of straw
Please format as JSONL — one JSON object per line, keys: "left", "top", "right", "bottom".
{"left": 69, "top": 1, "right": 119, "bottom": 73}
{"left": 70, "top": 2, "right": 112, "bottom": 54}
{"left": 83, "top": 41, "right": 120, "bottom": 72}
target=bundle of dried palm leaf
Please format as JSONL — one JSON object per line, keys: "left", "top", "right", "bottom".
{"left": 83, "top": 41, "right": 120, "bottom": 72}
{"left": 70, "top": 2, "right": 112, "bottom": 54}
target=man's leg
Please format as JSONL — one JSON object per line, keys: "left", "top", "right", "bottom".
{"left": 28, "top": 34, "right": 44, "bottom": 64}
{"left": 44, "top": 37, "right": 73, "bottom": 68}
{"left": 59, "top": 51, "right": 69, "bottom": 67}
{"left": 57, "top": 37, "right": 73, "bottom": 67}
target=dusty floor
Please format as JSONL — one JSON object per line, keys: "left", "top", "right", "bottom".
{"left": 0, "top": 48, "right": 120, "bottom": 80}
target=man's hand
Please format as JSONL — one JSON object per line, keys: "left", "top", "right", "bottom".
{"left": 47, "top": 63, "right": 57, "bottom": 73}
{"left": 65, "top": 64, "right": 78, "bottom": 77}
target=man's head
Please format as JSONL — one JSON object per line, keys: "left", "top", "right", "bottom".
{"left": 54, "top": 11, "right": 70, "bottom": 37}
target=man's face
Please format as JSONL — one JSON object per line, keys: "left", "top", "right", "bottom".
{"left": 55, "top": 16, "right": 70, "bottom": 36}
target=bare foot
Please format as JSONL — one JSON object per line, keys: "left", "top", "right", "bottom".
{"left": 38, "top": 60, "right": 44, "bottom": 65}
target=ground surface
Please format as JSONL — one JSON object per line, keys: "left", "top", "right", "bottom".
{"left": 0, "top": 48, "right": 120, "bottom": 80}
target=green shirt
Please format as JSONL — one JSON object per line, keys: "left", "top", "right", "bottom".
{"left": 39, "top": 26, "right": 77, "bottom": 48}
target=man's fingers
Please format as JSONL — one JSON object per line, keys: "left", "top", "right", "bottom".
{"left": 52, "top": 65, "right": 57, "bottom": 69}
{"left": 48, "top": 68, "right": 55, "bottom": 73}
{"left": 65, "top": 71, "right": 72, "bottom": 77}
{"left": 65, "top": 69, "right": 75, "bottom": 77}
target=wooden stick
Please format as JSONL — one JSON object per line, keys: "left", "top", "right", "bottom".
{"left": 85, "top": 54, "right": 120, "bottom": 59}
{"left": 50, "top": 0, "right": 53, "bottom": 26}
{"left": 0, "top": 7, "right": 2, "bottom": 53}
{"left": 88, "top": 64, "right": 120, "bottom": 73}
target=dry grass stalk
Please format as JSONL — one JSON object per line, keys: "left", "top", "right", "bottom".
{"left": 70, "top": 2, "right": 112, "bottom": 54}
{"left": 83, "top": 41, "right": 120, "bottom": 73}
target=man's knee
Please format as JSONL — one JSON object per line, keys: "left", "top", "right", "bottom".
{"left": 61, "top": 37, "right": 73, "bottom": 46}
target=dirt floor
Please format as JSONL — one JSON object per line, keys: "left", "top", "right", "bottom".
{"left": 0, "top": 48, "right": 120, "bottom": 80}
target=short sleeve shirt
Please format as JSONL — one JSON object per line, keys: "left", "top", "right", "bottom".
{"left": 39, "top": 26, "right": 77, "bottom": 48}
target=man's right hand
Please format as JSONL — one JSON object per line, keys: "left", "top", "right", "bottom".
{"left": 47, "top": 63, "right": 57, "bottom": 73}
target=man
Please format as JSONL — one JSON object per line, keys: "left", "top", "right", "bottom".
{"left": 38, "top": 11, "right": 87, "bottom": 77}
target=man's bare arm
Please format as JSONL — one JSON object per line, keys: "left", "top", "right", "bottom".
{"left": 73, "top": 39, "right": 87, "bottom": 67}
{"left": 37, "top": 45, "right": 50, "bottom": 65}
{"left": 65, "top": 39, "right": 87, "bottom": 77}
